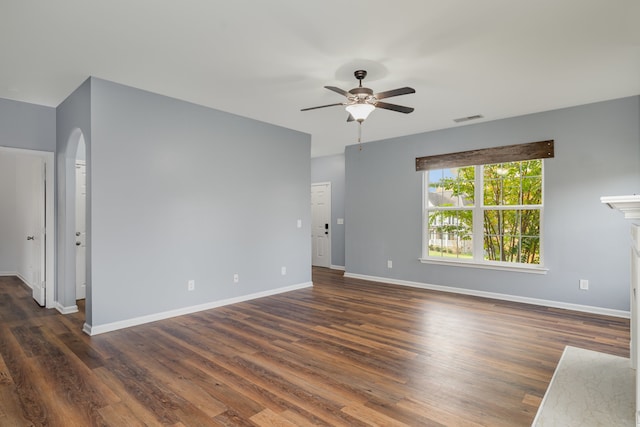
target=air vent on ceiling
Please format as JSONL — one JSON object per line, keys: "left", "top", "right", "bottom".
{"left": 453, "top": 114, "right": 484, "bottom": 123}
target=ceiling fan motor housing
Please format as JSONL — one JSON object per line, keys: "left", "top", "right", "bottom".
{"left": 349, "top": 87, "right": 373, "bottom": 96}
{"left": 349, "top": 87, "right": 375, "bottom": 104}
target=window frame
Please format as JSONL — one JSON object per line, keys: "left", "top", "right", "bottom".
{"left": 421, "top": 161, "right": 548, "bottom": 274}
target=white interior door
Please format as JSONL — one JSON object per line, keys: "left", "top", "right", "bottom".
{"left": 26, "top": 158, "right": 46, "bottom": 306}
{"left": 75, "top": 161, "right": 87, "bottom": 300}
{"left": 4, "top": 148, "right": 53, "bottom": 308}
{"left": 311, "top": 183, "right": 331, "bottom": 267}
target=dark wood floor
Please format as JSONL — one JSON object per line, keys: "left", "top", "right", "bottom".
{"left": 0, "top": 268, "right": 630, "bottom": 426}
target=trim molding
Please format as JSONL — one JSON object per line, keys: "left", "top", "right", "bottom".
{"left": 330, "top": 265, "right": 345, "bottom": 271}
{"left": 0, "top": 271, "right": 18, "bottom": 277}
{"left": 85, "top": 281, "right": 313, "bottom": 336}
{"left": 82, "top": 323, "right": 92, "bottom": 336}
{"left": 343, "top": 272, "right": 629, "bottom": 319}
{"left": 416, "top": 139, "right": 554, "bottom": 171}
{"left": 16, "top": 273, "right": 34, "bottom": 289}
{"left": 419, "top": 258, "right": 548, "bottom": 274}
{"left": 55, "top": 303, "right": 79, "bottom": 315}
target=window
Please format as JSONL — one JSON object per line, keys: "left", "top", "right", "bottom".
{"left": 417, "top": 140, "right": 553, "bottom": 271}
{"left": 426, "top": 165, "right": 475, "bottom": 260}
{"left": 424, "top": 159, "right": 544, "bottom": 268}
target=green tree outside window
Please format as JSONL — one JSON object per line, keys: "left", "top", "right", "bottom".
{"left": 427, "top": 160, "right": 542, "bottom": 265}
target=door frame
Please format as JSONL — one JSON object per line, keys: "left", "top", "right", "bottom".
{"left": 0, "top": 146, "right": 55, "bottom": 308}
{"left": 311, "top": 182, "right": 332, "bottom": 268}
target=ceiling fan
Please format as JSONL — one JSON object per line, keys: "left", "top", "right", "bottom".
{"left": 301, "top": 70, "right": 415, "bottom": 122}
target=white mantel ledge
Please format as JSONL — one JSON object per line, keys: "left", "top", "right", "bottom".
{"left": 601, "top": 195, "right": 640, "bottom": 219}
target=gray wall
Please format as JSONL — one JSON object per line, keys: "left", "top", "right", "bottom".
{"left": 0, "top": 153, "right": 17, "bottom": 273}
{"left": 311, "top": 153, "right": 346, "bottom": 268}
{"left": 345, "top": 96, "right": 640, "bottom": 312}
{"left": 89, "top": 78, "right": 311, "bottom": 327}
{"left": 0, "top": 98, "right": 56, "bottom": 152}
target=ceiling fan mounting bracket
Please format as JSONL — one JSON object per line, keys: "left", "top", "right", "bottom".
{"left": 354, "top": 69, "right": 367, "bottom": 83}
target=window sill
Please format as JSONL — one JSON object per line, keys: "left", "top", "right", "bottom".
{"left": 419, "top": 258, "right": 548, "bottom": 274}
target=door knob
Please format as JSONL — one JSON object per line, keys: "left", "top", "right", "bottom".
{"left": 76, "top": 241, "right": 81, "bottom": 246}
{"left": 27, "top": 236, "right": 34, "bottom": 241}
{"left": 76, "top": 232, "right": 81, "bottom": 236}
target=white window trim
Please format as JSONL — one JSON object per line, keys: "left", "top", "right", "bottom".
{"left": 422, "top": 162, "right": 546, "bottom": 272}
{"left": 418, "top": 257, "right": 549, "bottom": 274}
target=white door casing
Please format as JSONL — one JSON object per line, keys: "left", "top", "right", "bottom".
{"left": 311, "top": 182, "right": 331, "bottom": 267}
{"left": 75, "top": 161, "right": 87, "bottom": 300}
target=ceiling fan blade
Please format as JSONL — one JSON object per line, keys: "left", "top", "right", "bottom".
{"left": 375, "top": 101, "right": 414, "bottom": 114}
{"left": 347, "top": 114, "right": 355, "bottom": 122}
{"left": 300, "top": 102, "right": 345, "bottom": 112}
{"left": 375, "top": 87, "right": 416, "bottom": 100}
{"left": 324, "top": 86, "right": 350, "bottom": 97}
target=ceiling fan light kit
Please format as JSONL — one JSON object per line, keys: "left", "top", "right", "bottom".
{"left": 345, "top": 103, "right": 375, "bottom": 122}
{"left": 302, "top": 69, "right": 415, "bottom": 124}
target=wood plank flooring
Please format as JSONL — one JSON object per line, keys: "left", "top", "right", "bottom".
{"left": 0, "top": 268, "right": 630, "bottom": 426}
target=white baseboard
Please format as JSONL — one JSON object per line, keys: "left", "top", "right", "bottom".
{"left": 330, "top": 265, "right": 345, "bottom": 271}
{"left": 0, "top": 271, "right": 18, "bottom": 277}
{"left": 16, "top": 273, "right": 34, "bottom": 289}
{"left": 343, "top": 272, "right": 630, "bottom": 319}
{"left": 55, "top": 302, "right": 79, "bottom": 315}
{"left": 82, "top": 323, "right": 92, "bottom": 336}
{"left": 85, "top": 281, "right": 313, "bottom": 336}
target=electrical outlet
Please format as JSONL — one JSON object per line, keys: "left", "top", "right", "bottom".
{"left": 579, "top": 279, "right": 589, "bottom": 290}
{"left": 281, "top": 266, "right": 287, "bottom": 275}
{"left": 188, "top": 280, "right": 195, "bottom": 291}
{"left": 233, "top": 273, "right": 239, "bottom": 283}
{"left": 387, "top": 260, "right": 393, "bottom": 269}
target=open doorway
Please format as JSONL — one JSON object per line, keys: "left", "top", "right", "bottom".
{"left": 0, "top": 147, "right": 55, "bottom": 308}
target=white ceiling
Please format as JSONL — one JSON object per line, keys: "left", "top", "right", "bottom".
{"left": 1, "top": 1, "right": 639, "bottom": 157}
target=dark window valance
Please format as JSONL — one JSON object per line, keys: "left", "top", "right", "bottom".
{"left": 415, "top": 140, "right": 554, "bottom": 171}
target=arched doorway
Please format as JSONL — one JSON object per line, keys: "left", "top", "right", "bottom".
{"left": 57, "top": 128, "right": 91, "bottom": 330}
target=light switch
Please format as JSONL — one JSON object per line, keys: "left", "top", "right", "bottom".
{"left": 337, "top": 218, "right": 344, "bottom": 225}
